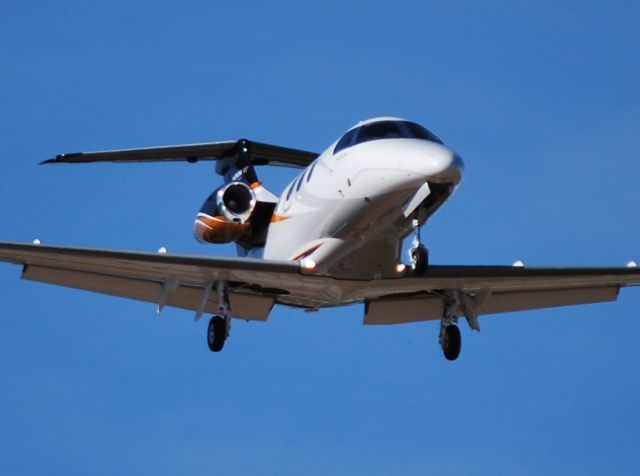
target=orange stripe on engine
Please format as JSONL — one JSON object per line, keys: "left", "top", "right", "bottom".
{"left": 195, "top": 214, "right": 250, "bottom": 244}
{"left": 197, "top": 215, "right": 229, "bottom": 226}
{"left": 270, "top": 214, "right": 291, "bottom": 223}
{"left": 195, "top": 214, "right": 249, "bottom": 232}
{"left": 250, "top": 181, "right": 262, "bottom": 190}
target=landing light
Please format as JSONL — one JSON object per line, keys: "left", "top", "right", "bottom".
{"left": 512, "top": 260, "right": 525, "bottom": 267}
{"left": 627, "top": 261, "right": 637, "bottom": 268}
{"left": 158, "top": 247, "right": 168, "bottom": 254}
{"left": 396, "top": 263, "right": 406, "bottom": 274}
{"left": 301, "top": 258, "right": 317, "bottom": 271}
{"left": 33, "top": 239, "right": 41, "bottom": 245}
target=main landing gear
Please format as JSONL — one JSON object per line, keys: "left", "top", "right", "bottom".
{"left": 206, "top": 282, "right": 231, "bottom": 352}
{"left": 440, "top": 323, "right": 461, "bottom": 361}
{"left": 408, "top": 219, "right": 429, "bottom": 275}
{"left": 439, "top": 289, "right": 462, "bottom": 360}
{"left": 207, "top": 315, "right": 228, "bottom": 352}
{"left": 436, "top": 290, "right": 484, "bottom": 361}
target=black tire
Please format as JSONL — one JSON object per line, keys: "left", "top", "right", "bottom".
{"left": 442, "top": 324, "right": 461, "bottom": 361}
{"left": 411, "top": 245, "right": 429, "bottom": 275}
{"left": 207, "top": 315, "right": 226, "bottom": 352}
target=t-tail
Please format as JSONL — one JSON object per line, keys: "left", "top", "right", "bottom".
{"left": 41, "top": 136, "right": 317, "bottom": 258}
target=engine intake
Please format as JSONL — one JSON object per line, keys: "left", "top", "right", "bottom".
{"left": 217, "top": 182, "right": 256, "bottom": 222}
{"left": 194, "top": 182, "right": 257, "bottom": 244}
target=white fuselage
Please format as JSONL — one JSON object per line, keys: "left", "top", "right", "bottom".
{"left": 263, "top": 118, "right": 464, "bottom": 279}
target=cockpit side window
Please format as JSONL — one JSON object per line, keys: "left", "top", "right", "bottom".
{"left": 333, "top": 128, "right": 359, "bottom": 154}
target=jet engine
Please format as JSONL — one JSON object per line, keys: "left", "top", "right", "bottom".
{"left": 194, "top": 182, "right": 257, "bottom": 244}
{"left": 216, "top": 182, "right": 256, "bottom": 222}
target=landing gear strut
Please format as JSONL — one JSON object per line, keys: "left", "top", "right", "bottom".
{"left": 409, "top": 219, "right": 429, "bottom": 275}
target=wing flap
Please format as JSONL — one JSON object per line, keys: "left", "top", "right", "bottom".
{"left": 364, "top": 294, "right": 443, "bottom": 325}
{"left": 22, "top": 265, "right": 275, "bottom": 320}
{"left": 364, "top": 286, "right": 620, "bottom": 325}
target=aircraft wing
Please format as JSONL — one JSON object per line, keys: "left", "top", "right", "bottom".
{"left": 1, "top": 241, "right": 639, "bottom": 325}
{"left": 41, "top": 139, "right": 319, "bottom": 168}
{"left": 361, "top": 265, "right": 640, "bottom": 324}
{"left": 0, "top": 241, "right": 306, "bottom": 321}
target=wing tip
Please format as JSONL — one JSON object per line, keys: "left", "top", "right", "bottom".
{"left": 40, "top": 152, "right": 83, "bottom": 165}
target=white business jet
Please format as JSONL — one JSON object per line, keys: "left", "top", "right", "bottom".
{"left": 1, "top": 117, "right": 638, "bottom": 360}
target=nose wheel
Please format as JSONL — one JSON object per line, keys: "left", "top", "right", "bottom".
{"left": 408, "top": 220, "right": 429, "bottom": 275}
{"left": 410, "top": 244, "right": 429, "bottom": 275}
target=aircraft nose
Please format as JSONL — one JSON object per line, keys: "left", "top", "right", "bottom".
{"left": 428, "top": 150, "right": 464, "bottom": 185}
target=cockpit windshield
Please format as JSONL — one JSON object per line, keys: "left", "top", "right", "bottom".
{"left": 334, "top": 120, "right": 443, "bottom": 154}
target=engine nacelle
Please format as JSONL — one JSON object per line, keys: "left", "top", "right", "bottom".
{"left": 194, "top": 182, "right": 257, "bottom": 244}
{"left": 216, "top": 182, "right": 256, "bottom": 223}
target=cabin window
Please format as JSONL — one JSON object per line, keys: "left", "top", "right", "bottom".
{"left": 285, "top": 182, "right": 295, "bottom": 201}
{"left": 306, "top": 161, "right": 317, "bottom": 182}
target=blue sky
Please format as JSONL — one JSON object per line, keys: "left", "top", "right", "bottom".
{"left": 1, "top": 1, "right": 639, "bottom": 474}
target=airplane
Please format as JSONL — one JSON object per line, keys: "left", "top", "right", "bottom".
{"left": 1, "top": 116, "right": 639, "bottom": 361}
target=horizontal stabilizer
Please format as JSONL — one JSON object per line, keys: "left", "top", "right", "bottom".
{"left": 42, "top": 139, "right": 319, "bottom": 168}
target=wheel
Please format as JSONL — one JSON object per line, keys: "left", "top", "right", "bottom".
{"left": 442, "top": 324, "right": 461, "bottom": 361}
{"left": 207, "top": 315, "right": 226, "bottom": 352}
{"left": 410, "top": 245, "right": 429, "bottom": 275}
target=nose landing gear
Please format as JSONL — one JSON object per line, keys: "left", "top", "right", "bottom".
{"left": 410, "top": 243, "right": 429, "bottom": 275}
{"left": 408, "top": 219, "right": 429, "bottom": 275}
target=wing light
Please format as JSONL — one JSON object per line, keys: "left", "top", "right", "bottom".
{"left": 300, "top": 258, "right": 317, "bottom": 271}
{"left": 627, "top": 261, "right": 637, "bottom": 268}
